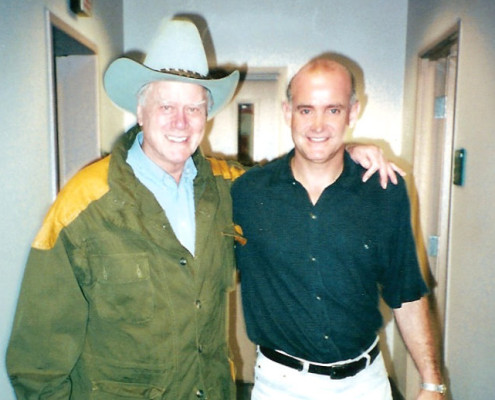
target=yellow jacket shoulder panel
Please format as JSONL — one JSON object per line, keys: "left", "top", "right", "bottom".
{"left": 32, "top": 156, "right": 111, "bottom": 250}
{"left": 206, "top": 157, "right": 245, "bottom": 181}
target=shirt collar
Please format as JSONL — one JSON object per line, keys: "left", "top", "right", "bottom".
{"left": 271, "top": 149, "right": 359, "bottom": 190}
{"left": 127, "top": 131, "right": 197, "bottom": 187}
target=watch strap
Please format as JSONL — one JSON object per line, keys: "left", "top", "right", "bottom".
{"left": 421, "top": 382, "right": 447, "bottom": 394}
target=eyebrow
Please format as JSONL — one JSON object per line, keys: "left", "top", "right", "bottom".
{"left": 159, "top": 100, "right": 207, "bottom": 106}
{"left": 296, "top": 103, "right": 345, "bottom": 110}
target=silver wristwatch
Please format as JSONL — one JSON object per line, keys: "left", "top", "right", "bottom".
{"left": 420, "top": 382, "right": 447, "bottom": 395}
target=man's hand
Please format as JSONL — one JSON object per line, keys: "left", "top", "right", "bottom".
{"left": 346, "top": 143, "right": 405, "bottom": 189}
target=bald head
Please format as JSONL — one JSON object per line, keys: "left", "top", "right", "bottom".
{"left": 287, "top": 58, "right": 357, "bottom": 105}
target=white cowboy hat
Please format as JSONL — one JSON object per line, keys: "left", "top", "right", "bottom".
{"left": 104, "top": 18, "right": 239, "bottom": 119}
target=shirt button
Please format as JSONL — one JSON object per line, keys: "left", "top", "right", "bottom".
{"left": 316, "top": 295, "right": 321, "bottom": 301}
{"left": 195, "top": 300, "right": 202, "bottom": 309}
{"left": 179, "top": 257, "right": 187, "bottom": 266}
{"left": 310, "top": 256, "right": 317, "bottom": 262}
{"left": 196, "top": 389, "right": 205, "bottom": 398}
{"left": 324, "top": 335, "right": 329, "bottom": 340}
{"left": 310, "top": 213, "right": 317, "bottom": 220}
{"left": 198, "top": 345, "right": 203, "bottom": 353}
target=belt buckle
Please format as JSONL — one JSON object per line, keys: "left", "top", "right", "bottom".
{"left": 328, "top": 364, "right": 350, "bottom": 380}
{"left": 328, "top": 357, "right": 367, "bottom": 380}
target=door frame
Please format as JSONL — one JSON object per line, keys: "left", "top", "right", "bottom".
{"left": 407, "top": 22, "right": 460, "bottom": 399}
{"left": 46, "top": 11, "right": 100, "bottom": 194}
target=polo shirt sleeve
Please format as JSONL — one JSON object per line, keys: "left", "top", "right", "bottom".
{"left": 379, "top": 182, "right": 429, "bottom": 309}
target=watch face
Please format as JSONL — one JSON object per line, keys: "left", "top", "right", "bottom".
{"left": 440, "top": 385, "right": 447, "bottom": 394}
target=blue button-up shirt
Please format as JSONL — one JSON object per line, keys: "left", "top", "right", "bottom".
{"left": 127, "top": 132, "right": 197, "bottom": 255}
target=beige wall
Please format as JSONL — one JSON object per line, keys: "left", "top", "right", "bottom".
{"left": 123, "top": 0, "right": 410, "bottom": 160}
{"left": 0, "top": 1, "right": 124, "bottom": 398}
{"left": 403, "top": 1, "right": 495, "bottom": 399}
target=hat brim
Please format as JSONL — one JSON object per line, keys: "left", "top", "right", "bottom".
{"left": 104, "top": 58, "right": 239, "bottom": 119}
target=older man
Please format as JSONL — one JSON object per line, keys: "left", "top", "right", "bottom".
{"left": 7, "top": 18, "right": 242, "bottom": 400}
{"left": 7, "top": 19, "right": 399, "bottom": 400}
{"left": 233, "top": 57, "right": 446, "bottom": 399}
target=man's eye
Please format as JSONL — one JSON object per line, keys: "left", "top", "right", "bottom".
{"left": 300, "top": 109, "right": 311, "bottom": 115}
{"left": 160, "top": 105, "right": 173, "bottom": 112}
{"left": 329, "top": 108, "right": 340, "bottom": 115}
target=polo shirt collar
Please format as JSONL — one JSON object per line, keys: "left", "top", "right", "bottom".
{"left": 271, "top": 149, "right": 359, "bottom": 191}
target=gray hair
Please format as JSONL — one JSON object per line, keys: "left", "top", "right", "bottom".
{"left": 136, "top": 81, "right": 213, "bottom": 111}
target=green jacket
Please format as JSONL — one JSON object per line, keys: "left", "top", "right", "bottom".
{"left": 7, "top": 128, "right": 243, "bottom": 399}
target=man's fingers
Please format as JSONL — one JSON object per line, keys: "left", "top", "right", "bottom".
{"left": 363, "top": 161, "right": 402, "bottom": 189}
{"left": 362, "top": 163, "right": 379, "bottom": 183}
{"left": 391, "top": 162, "right": 406, "bottom": 177}
{"left": 379, "top": 164, "right": 389, "bottom": 189}
{"left": 387, "top": 164, "right": 398, "bottom": 185}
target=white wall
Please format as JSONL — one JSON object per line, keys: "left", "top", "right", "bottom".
{"left": 123, "top": 0, "right": 409, "bottom": 160}
{"left": 0, "top": 1, "right": 124, "bottom": 398}
{"left": 403, "top": 1, "right": 495, "bottom": 399}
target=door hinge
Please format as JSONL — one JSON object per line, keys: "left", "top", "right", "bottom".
{"left": 428, "top": 235, "right": 439, "bottom": 257}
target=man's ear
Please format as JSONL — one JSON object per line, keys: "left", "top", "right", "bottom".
{"left": 136, "top": 105, "right": 143, "bottom": 127}
{"left": 282, "top": 101, "right": 292, "bottom": 126}
{"left": 348, "top": 101, "right": 361, "bottom": 128}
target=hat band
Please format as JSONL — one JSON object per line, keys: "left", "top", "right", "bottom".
{"left": 159, "top": 68, "right": 207, "bottom": 79}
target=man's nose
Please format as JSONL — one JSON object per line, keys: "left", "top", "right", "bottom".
{"left": 311, "top": 113, "right": 325, "bottom": 132}
{"left": 173, "top": 108, "right": 188, "bottom": 129}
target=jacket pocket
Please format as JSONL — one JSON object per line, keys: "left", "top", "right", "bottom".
{"left": 90, "top": 253, "right": 154, "bottom": 324}
{"left": 91, "top": 380, "right": 165, "bottom": 399}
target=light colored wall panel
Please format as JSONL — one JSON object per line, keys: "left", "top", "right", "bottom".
{"left": 404, "top": 1, "right": 495, "bottom": 398}
{"left": 123, "top": 0, "right": 409, "bottom": 160}
{"left": 0, "top": 1, "right": 124, "bottom": 398}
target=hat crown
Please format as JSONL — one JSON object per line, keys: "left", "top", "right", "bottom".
{"left": 104, "top": 17, "right": 239, "bottom": 119}
{"left": 144, "top": 19, "right": 209, "bottom": 77}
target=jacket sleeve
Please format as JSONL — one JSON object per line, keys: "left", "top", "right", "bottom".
{"left": 6, "top": 235, "right": 88, "bottom": 399}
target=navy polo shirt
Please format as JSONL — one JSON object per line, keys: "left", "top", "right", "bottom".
{"left": 232, "top": 150, "right": 427, "bottom": 363}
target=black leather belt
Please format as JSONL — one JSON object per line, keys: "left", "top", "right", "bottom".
{"left": 259, "top": 342, "right": 380, "bottom": 380}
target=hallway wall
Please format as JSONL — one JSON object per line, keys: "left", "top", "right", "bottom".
{"left": 123, "top": 0, "right": 410, "bottom": 160}
{"left": 0, "top": 1, "right": 124, "bottom": 398}
{"left": 403, "top": 1, "right": 495, "bottom": 398}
